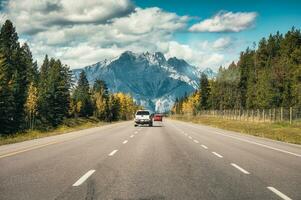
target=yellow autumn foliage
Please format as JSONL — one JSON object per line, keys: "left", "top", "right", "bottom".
{"left": 25, "top": 82, "right": 38, "bottom": 129}
{"left": 114, "top": 92, "right": 137, "bottom": 120}
{"left": 172, "top": 92, "right": 200, "bottom": 115}
{"left": 182, "top": 92, "right": 200, "bottom": 115}
{"left": 25, "top": 82, "right": 38, "bottom": 116}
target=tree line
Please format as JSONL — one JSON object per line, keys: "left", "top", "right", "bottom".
{"left": 70, "top": 70, "right": 140, "bottom": 122}
{"left": 172, "top": 28, "right": 301, "bottom": 114}
{"left": 0, "top": 20, "right": 139, "bottom": 135}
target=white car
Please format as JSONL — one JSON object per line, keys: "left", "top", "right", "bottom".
{"left": 134, "top": 110, "right": 153, "bottom": 127}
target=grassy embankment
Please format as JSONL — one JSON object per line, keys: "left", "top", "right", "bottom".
{"left": 0, "top": 117, "right": 112, "bottom": 146}
{"left": 171, "top": 115, "right": 301, "bottom": 145}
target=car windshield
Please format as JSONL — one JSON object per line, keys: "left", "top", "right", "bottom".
{"left": 136, "top": 111, "right": 150, "bottom": 115}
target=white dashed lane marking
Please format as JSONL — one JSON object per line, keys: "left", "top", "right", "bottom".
{"left": 188, "top": 136, "right": 193, "bottom": 139}
{"left": 130, "top": 135, "right": 135, "bottom": 138}
{"left": 201, "top": 144, "right": 208, "bottom": 149}
{"left": 267, "top": 187, "right": 292, "bottom": 200}
{"left": 212, "top": 152, "right": 223, "bottom": 158}
{"left": 231, "top": 163, "right": 250, "bottom": 174}
{"left": 123, "top": 140, "right": 128, "bottom": 144}
{"left": 108, "top": 150, "right": 118, "bottom": 156}
{"left": 72, "top": 170, "right": 95, "bottom": 186}
{"left": 193, "top": 140, "right": 199, "bottom": 144}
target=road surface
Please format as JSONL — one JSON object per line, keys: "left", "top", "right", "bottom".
{"left": 0, "top": 119, "right": 300, "bottom": 200}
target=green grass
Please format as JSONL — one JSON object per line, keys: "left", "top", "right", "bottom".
{"left": 171, "top": 115, "right": 301, "bottom": 145}
{"left": 0, "top": 117, "right": 112, "bottom": 146}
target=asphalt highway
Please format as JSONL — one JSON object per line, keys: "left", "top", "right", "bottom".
{"left": 0, "top": 119, "right": 300, "bottom": 200}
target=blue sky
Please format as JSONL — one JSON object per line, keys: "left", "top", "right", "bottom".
{"left": 136, "top": 0, "right": 301, "bottom": 32}
{"left": 135, "top": 0, "right": 301, "bottom": 49}
{"left": 0, "top": 0, "right": 300, "bottom": 70}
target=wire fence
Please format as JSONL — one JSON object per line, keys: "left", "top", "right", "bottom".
{"left": 197, "top": 107, "right": 301, "bottom": 124}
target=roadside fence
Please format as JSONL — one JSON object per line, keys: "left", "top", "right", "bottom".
{"left": 198, "top": 107, "right": 301, "bottom": 124}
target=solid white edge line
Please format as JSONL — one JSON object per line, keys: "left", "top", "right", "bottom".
{"left": 212, "top": 152, "right": 223, "bottom": 158}
{"left": 179, "top": 121, "right": 301, "bottom": 157}
{"left": 267, "top": 187, "right": 292, "bottom": 200}
{"left": 231, "top": 163, "right": 250, "bottom": 174}
{"left": 201, "top": 144, "right": 208, "bottom": 149}
{"left": 213, "top": 131, "right": 301, "bottom": 158}
{"left": 72, "top": 170, "right": 95, "bottom": 186}
{"left": 193, "top": 140, "right": 199, "bottom": 143}
{"left": 108, "top": 149, "right": 118, "bottom": 156}
{"left": 123, "top": 140, "right": 128, "bottom": 144}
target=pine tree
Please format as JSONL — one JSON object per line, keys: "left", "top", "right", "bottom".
{"left": 0, "top": 20, "right": 19, "bottom": 64}
{"left": 92, "top": 79, "right": 109, "bottom": 120}
{"left": 239, "top": 48, "right": 255, "bottom": 109}
{"left": 72, "top": 71, "right": 93, "bottom": 117}
{"left": 47, "top": 59, "right": 71, "bottom": 126}
{"left": 0, "top": 53, "right": 15, "bottom": 134}
{"left": 40, "top": 55, "right": 49, "bottom": 81}
{"left": 37, "top": 58, "right": 71, "bottom": 128}
{"left": 0, "top": 20, "right": 28, "bottom": 133}
{"left": 199, "top": 73, "right": 210, "bottom": 110}
{"left": 37, "top": 55, "right": 50, "bottom": 127}
{"left": 21, "top": 43, "right": 38, "bottom": 85}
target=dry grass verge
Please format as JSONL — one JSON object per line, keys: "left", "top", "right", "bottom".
{"left": 171, "top": 115, "right": 301, "bottom": 145}
{"left": 0, "top": 117, "right": 111, "bottom": 146}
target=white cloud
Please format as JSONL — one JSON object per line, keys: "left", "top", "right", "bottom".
{"left": 212, "top": 37, "right": 232, "bottom": 49}
{"left": 0, "top": 1, "right": 237, "bottom": 70}
{"left": 159, "top": 41, "right": 225, "bottom": 70}
{"left": 112, "top": 7, "right": 188, "bottom": 35}
{"left": 189, "top": 11, "right": 257, "bottom": 32}
{"left": 58, "top": 44, "right": 125, "bottom": 68}
{"left": 4, "top": 0, "right": 134, "bottom": 34}
{"left": 10, "top": 5, "right": 189, "bottom": 68}
{"left": 197, "top": 37, "right": 233, "bottom": 52}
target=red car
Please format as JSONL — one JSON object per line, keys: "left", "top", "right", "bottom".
{"left": 153, "top": 114, "right": 163, "bottom": 121}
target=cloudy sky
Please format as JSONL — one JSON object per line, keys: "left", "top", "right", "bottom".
{"left": 0, "top": 0, "right": 300, "bottom": 70}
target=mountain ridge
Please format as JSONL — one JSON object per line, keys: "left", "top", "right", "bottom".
{"left": 72, "top": 51, "right": 216, "bottom": 112}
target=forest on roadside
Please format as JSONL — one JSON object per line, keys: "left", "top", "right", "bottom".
{"left": 0, "top": 20, "right": 140, "bottom": 135}
{"left": 172, "top": 28, "right": 301, "bottom": 115}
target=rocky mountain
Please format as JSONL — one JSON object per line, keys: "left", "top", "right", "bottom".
{"left": 72, "top": 51, "right": 216, "bottom": 112}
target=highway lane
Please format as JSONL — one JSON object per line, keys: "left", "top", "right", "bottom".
{"left": 0, "top": 119, "right": 300, "bottom": 200}
{"left": 0, "top": 121, "right": 136, "bottom": 200}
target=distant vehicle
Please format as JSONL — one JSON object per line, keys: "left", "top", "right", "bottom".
{"left": 153, "top": 114, "right": 163, "bottom": 121}
{"left": 134, "top": 110, "right": 153, "bottom": 127}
